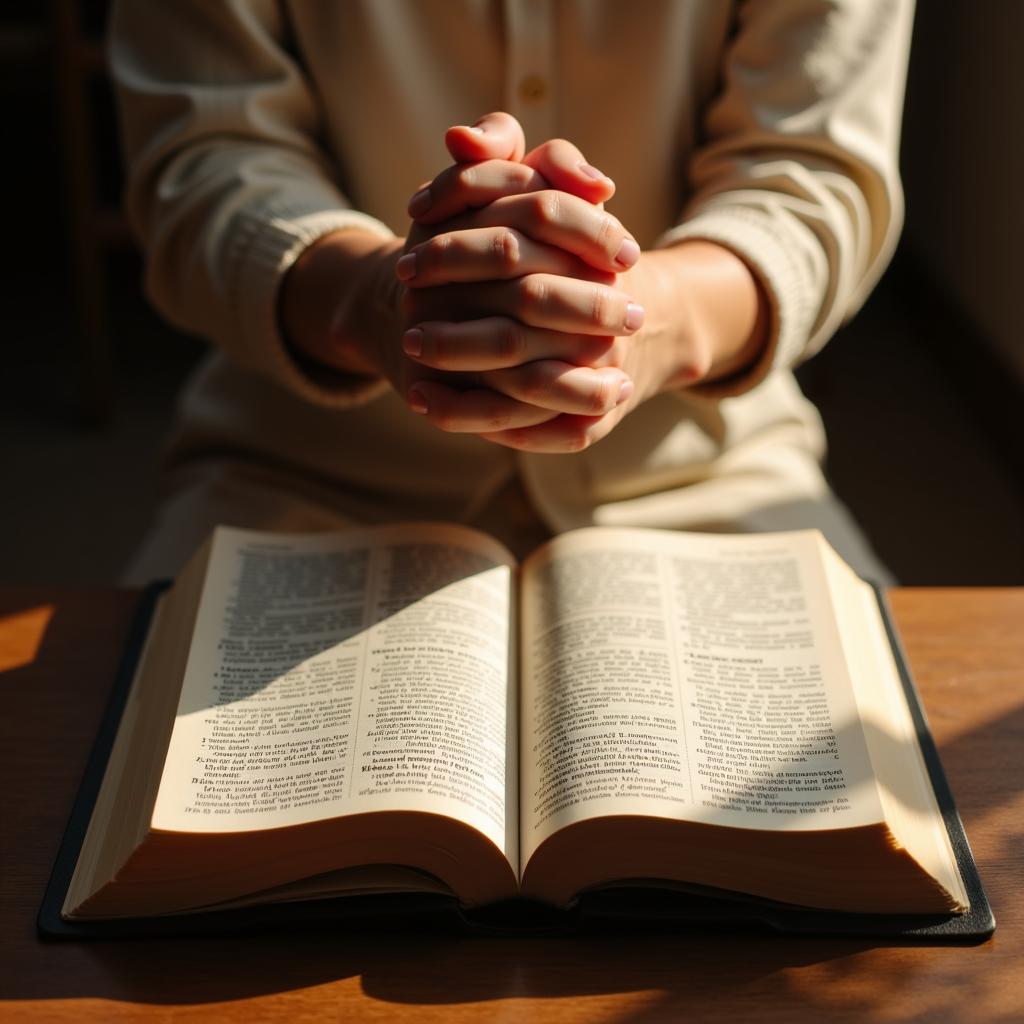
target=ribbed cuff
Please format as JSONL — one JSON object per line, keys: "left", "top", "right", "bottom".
{"left": 657, "top": 205, "right": 824, "bottom": 397}
{"left": 226, "top": 201, "right": 395, "bottom": 408}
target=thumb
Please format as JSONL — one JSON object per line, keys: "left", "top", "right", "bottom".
{"left": 445, "top": 111, "right": 526, "bottom": 163}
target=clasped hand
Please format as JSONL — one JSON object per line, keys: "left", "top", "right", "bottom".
{"left": 282, "top": 112, "right": 766, "bottom": 453}
{"left": 392, "top": 112, "right": 689, "bottom": 453}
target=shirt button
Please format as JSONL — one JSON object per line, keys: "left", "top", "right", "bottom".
{"left": 518, "top": 74, "right": 548, "bottom": 104}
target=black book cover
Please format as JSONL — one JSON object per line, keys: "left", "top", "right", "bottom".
{"left": 38, "top": 581, "right": 995, "bottom": 942}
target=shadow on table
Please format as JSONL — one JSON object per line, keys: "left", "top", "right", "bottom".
{"left": 13, "top": 915, "right": 1010, "bottom": 1023}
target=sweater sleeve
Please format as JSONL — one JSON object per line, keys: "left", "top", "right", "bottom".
{"left": 658, "top": 0, "right": 915, "bottom": 396}
{"left": 109, "top": 0, "right": 392, "bottom": 408}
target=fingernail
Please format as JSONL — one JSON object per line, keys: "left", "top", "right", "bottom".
{"left": 615, "top": 238, "right": 641, "bottom": 268}
{"left": 578, "top": 162, "right": 611, "bottom": 182}
{"left": 408, "top": 188, "right": 432, "bottom": 217}
{"left": 616, "top": 379, "right": 634, "bottom": 405}
{"left": 402, "top": 328, "right": 423, "bottom": 357}
{"left": 624, "top": 302, "right": 645, "bottom": 331}
{"left": 396, "top": 253, "right": 417, "bottom": 281}
{"left": 408, "top": 387, "right": 428, "bottom": 415}
{"left": 468, "top": 124, "right": 486, "bottom": 134}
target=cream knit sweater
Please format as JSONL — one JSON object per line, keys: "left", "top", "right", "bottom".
{"left": 110, "top": 0, "right": 914, "bottom": 541}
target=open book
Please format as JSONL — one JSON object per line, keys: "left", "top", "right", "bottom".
{"left": 56, "top": 523, "right": 987, "bottom": 933}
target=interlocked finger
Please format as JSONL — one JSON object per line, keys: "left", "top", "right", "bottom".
{"left": 397, "top": 228, "right": 585, "bottom": 287}
{"left": 403, "top": 275, "right": 645, "bottom": 337}
{"left": 408, "top": 161, "right": 547, "bottom": 223}
{"left": 402, "top": 318, "right": 616, "bottom": 371}
{"left": 480, "top": 411, "right": 620, "bottom": 453}
{"left": 522, "top": 138, "right": 616, "bottom": 204}
{"left": 406, "top": 379, "right": 561, "bottom": 433}
{"left": 443, "top": 191, "right": 640, "bottom": 273}
{"left": 480, "top": 360, "right": 633, "bottom": 416}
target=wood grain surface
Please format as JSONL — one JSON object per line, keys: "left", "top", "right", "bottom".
{"left": 0, "top": 586, "right": 1021, "bottom": 1023}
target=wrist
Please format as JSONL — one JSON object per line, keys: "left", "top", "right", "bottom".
{"left": 280, "top": 229, "right": 404, "bottom": 378}
{"left": 638, "top": 242, "right": 770, "bottom": 390}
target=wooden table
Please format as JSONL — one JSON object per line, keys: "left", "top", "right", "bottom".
{"left": 1, "top": 587, "right": 1021, "bottom": 1022}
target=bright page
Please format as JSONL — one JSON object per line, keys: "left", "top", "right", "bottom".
{"left": 519, "top": 528, "right": 883, "bottom": 866}
{"left": 151, "top": 524, "right": 517, "bottom": 869}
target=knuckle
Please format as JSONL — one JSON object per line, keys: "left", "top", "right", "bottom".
{"left": 430, "top": 233, "right": 455, "bottom": 260}
{"left": 418, "top": 233, "right": 452, "bottom": 273}
{"left": 589, "top": 375, "right": 613, "bottom": 414}
{"left": 508, "top": 163, "right": 535, "bottom": 189}
{"left": 563, "top": 426, "right": 591, "bottom": 453}
{"left": 590, "top": 286, "right": 613, "bottom": 329}
{"left": 492, "top": 229, "right": 521, "bottom": 274}
{"left": 486, "top": 409, "right": 512, "bottom": 431}
{"left": 498, "top": 320, "right": 527, "bottom": 361}
{"left": 518, "top": 275, "right": 549, "bottom": 315}
{"left": 455, "top": 164, "right": 477, "bottom": 191}
{"left": 532, "top": 190, "right": 562, "bottom": 227}
{"left": 520, "top": 367, "right": 550, "bottom": 405}
{"left": 431, "top": 407, "right": 457, "bottom": 432}
{"left": 595, "top": 213, "right": 617, "bottom": 253}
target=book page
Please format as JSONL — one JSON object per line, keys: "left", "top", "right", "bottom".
{"left": 519, "top": 528, "right": 884, "bottom": 866}
{"left": 819, "top": 545, "right": 968, "bottom": 909}
{"left": 151, "top": 524, "right": 517, "bottom": 867}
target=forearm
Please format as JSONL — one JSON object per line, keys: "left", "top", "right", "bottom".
{"left": 112, "top": 1, "right": 401, "bottom": 407}
{"left": 280, "top": 229, "right": 405, "bottom": 378}
{"left": 665, "top": 1, "right": 914, "bottom": 372}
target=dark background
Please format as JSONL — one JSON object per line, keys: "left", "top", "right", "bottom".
{"left": 1, "top": 1, "right": 1021, "bottom": 585}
